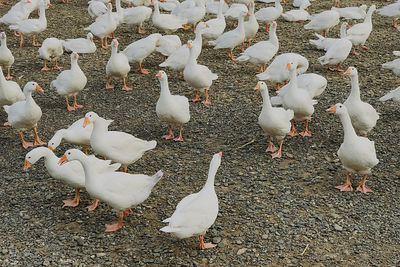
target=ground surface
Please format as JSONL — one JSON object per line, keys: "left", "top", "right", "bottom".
{"left": 0, "top": 0, "right": 399, "bottom": 266}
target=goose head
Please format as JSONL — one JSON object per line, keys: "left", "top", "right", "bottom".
{"left": 23, "top": 81, "right": 43, "bottom": 94}
{"left": 187, "top": 40, "right": 194, "bottom": 49}
{"left": 87, "top": 32, "right": 94, "bottom": 43}
{"left": 0, "top": 32, "right": 6, "bottom": 43}
{"left": 71, "top": 51, "right": 79, "bottom": 62}
{"left": 111, "top": 39, "right": 119, "bottom": 50}
{"left": 254, "top": 81, "right": 268, "bottom": 92}
{"left": 327, "top": 103, "right": 347, "bottom": 116}
{"left": 24, "top": 147, "right": 50, "bottom": 170}
{"left": 286, "top": 61, "right": 298, "bottom": 71}
{"left": 83, "top": 111, "right": 100, "bottom": 127}
{"left": 270, "top": 21, "right": 277, "bottom": 31}
{"left": 58, "top": 149, "right": 85, "bottom": 165}
{"left": 343, "top": 66, "right": 357, "bottom": 77}
{"left": 156, "top": 70, "right": 167, "bottom": 80}
{"left": 209, "top": 152, "right": 222, "bottom": 174}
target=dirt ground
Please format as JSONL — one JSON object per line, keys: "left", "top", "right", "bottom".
{"left": 0, "top": 0, "right": 399, "bottom": 266}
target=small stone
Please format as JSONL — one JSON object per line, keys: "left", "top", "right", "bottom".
{"left": 212, "top": 237, "right": 222, "bottom": 244}
{"left": 218, "top": 239, "right": 227, "bottom": 248}
{"left": 96, "top": 253, "right": 106, "bottom": 258}
{"left": 43, "top": 260, "right": 50, "bottom": 266}
{"left": 334, "top": 224, "right": 343, "bottom": 231}
{"left": 1, "top": 249, "right": 8, "bottom": 255}
{"left": 262, "top": 234, "right": 268, "bottom": 239}
{"left": 237, "top": 248, "right": 247, "bottom": 255}
{"left": 236, "top": 240, "right": 243, "bottom": 245}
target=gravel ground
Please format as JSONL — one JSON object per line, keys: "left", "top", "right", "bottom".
{"left": 1, "top": 0, "right": 400, "bottom": 266}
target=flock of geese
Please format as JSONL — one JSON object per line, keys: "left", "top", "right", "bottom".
{"left": 0, "top": 0, "right": 399, "bottom": 249}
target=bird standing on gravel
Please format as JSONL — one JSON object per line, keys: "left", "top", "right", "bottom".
{"left": 327, "top": 104, "right": 378, "bottom": 193}
{"left": 160, "top": 152, "right": 221, "bottom": 249}
{"left": 106, "top": 39, "right": 131, "bottom": 90}
{"left": 0, "top": 32, "right": 14, "bottom": 80}
{"left": 38, "top": 37, "right": 64, "bottom": 71}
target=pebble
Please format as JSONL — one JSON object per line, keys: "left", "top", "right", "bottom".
{"left": 237, "top": 248, "right": 247, "bottom": 255}
{"left": 212, "top": 237, "right": 222, "bottom": 244}
{"left": 334, "top": 224, "right": 343, "bottom": 231}
{"left": 42, "top": 260, "right": 50, "bottom": 266}
{"left": 96, "top": 253, "right": 106, "bottom": 258}
{"left": 262, "top": 234, "right": 268, "bottom": 240}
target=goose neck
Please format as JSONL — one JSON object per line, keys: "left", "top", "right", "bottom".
{"left": 348, "top": 74, "right": 360, "bottom": 100}
{"left": 260, "top": 89, "right": 272, "bottom": 109}
{"left": 217, "top": 0, "right": 224, "bottom": 18}
{"left": 338, "top": 111, "right": 358, "bottom": 140}
{"left": 288, "top": 69, "right": 298, "bottom": 89}
{"left": 159, "top": 78, "right": 171, "bottom": 97}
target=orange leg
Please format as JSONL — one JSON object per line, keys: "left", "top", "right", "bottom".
{"left": 265, "top": 136, "right": 277, "bottom": 153}
{"left": 32, "top": 35, "right": 40, "bottom": 47}
{"left": 123, "top": 166, "right": 127, "bottom": 172}
{"left": 288, "top": 120, "right": 299, "bottom": 136}
{"left": 202, "top": 89, "right": 211, "bottom": 105}
{"left": 162, "top": 125, "right": 174, "bottom": 140}
{"left": 62, "top": 188, "right": 80, "bottom": 207}
{"left": 106, "top": 76, "right": 115, "bottom": 89}
{"left": 173, "top": 125, "right": 184, "bottom": 142}
{"left": 54, "top": 59, "right": 62, "bottom": 70}
{"left": 19, "top": 33, "right": 23, "bottom": 47}
{"left": 321, "top": 30, "right": 326, "bottom": 37}
{"left": 192, "top": 91, "right": 201, "bottom": 102}
{"left": 65, "top": 96, "right": 75, "bottom": 111}
{"left": 19, "top": 131, "right": 33, "bottom": 148}
{"left": 299, "top": 119, "right": 311, "bottom": 137}
{"left": 122, "top": 77, "right": 132, "bottom": 91}
{"left": 199, "top": 235, "right": 216, "bottom": 250}
{"left": 266, "top": 24, "right": 270, "bottom": 32}
{"left": 353, "top": 45, "right": 360, "bottom": 56}
{"left": 14, "top": 30, "right": 20, "bottom": 37}
{"left": 41, "top": 60, "right": 50, "bottom": 71}
{"left": 6, "top": 67, "right": 12, "bottom": 80}
{"left": 138, "top": 62, "right": 149, "bottom": 74}
{"left": 271, "top": 140, "right": 284, "bottom": 159}
{"left": 73, "top": 95, "right": 83, "bottom": 109}
{"left": 33, "top": 126, "right": 46, "bottom": 146}
{"left": 137, "top": 25, "right": 146, "bottom": 34}
{"left": 228, "top": 50, "right": 237, "bottom": 61}
{"left": 276, "top": 83, "right": 280, "bottom": 91}
{"left": 336, "top": 171, "right": 353, "bottom": 192}
{"left": 241, "top": 42, "right": 245, "bottom": 52}
{"left": 393, "top": 19, "right": 398, "bottom": 28}
{"left": 105, "top": 212, "right": 124, "bottom": 232}
{"left": 328, "top": 64, "right": 344, "bottom": 72}
{"left": 356, "top": 175, "right": 373, "bottom": 193}
{"left": 360, "top": 45, "right": 368, "bottom": 50}
{"left": 83, "top": 147, "right": 88, "bottom": 155}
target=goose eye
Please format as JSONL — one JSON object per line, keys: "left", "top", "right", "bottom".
{"left": 28, "top": 156, "right": 31, "bottom": 159}
{"left": 67, "top": 152, "right": 71, "bottom": 155}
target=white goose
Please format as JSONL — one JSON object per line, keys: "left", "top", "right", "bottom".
{"left": 343, "top": 67, "right": 379, "bottom": 136}
{"left": 152, "top": 0, "right": 188, "bottom": 34}
{"left": 106, "top": 39, "right": 131, "bottom": 90}
{"left": 156, "top": 70, "right": 190, "bottom": 141}
{"left": 293, "top": 0, "right": 310, "bottom": 9}
{"left": 3, "top": 82, "right": 46, "bottom": 148}
{"left": 209, "top": 11, "right": 248, "bottom": 60}
{"left": 159, "top": 0, "right": 180, "bottom": 12}
{"left": 255, "top": 81, "right": 293, "bottom": 158}
{"left": 280, "top": 62, "right": 314, "bottom": 137}
{"left": 380, "top": 86, "right": 400, "bottom": 102}
{"left": 0, "top": 66, "right": 25, "bottom": 111}
{"left": 0, "top": 32, "right": 14, "bottom": 80}
{"left": 184, "top": 40, "right": 218, "bottom": 104}
{"left": 243, "top": 1, "right": 259, "bottom": 51}
{"left": 345, "top": 5, "right": 376, "bottom": 56}
{"left": 224, "top": 3, "right": 248, "bottom": 21}
{"left": 38, "top": 37, "right": 64, "bottom": 71}
{"left": 10, "top": 0, "right": 50, "bottom": 47}
{"left": 256, "top": 53, "right": 309, "bottom": 90}
{"left": 172, "top": 0, "right": 206, "bottom": 31}
{"left": 382, "top": 51, "right": 400, "bottom": 76}
{"left": 156, "top": 35, "right": 182, "bottom": 59}
{"left": 237, "top": 21, "right": 278, "bottom": 72}
{"left": 205, "top": 0, "right": 228, "bottom": 15}
{"left": 0, "top": 0, "right": 32, "bottom": 28}
{"left": 327, "top": 103, "right": 378, "bottom": 193}
{"left": 88, "top": 0, "right": 108, "bottom": 18}
{"left": 309, "top": 22, "right": 348, "bottom": 51}
{"left": 202, "top": 0, "right": 226, "bottom": 41}
{"left": 282, "top": 2, "right": 310, "bottom": 22}
{"left": 59, "top": 149, "right": 163, "bottom": 232}
{"left": 83, "top": 111, "right": 157, "bottom": 172}
{"left": 121, "top": 3, "right": 152, "bottom": 34}
{"left": 62, "top": 33, "right": 96, "bottom": 54}
{"left": 255, "top": 0, "right": 283, "bottom": 32}
{"left": 376, "top": 1, "right": 400, "bottom": 28}
{"left": 332, "top": 4, "right": 367, "bottom": 20}
{"left": 48, "top": 118, "right": 93, "bottom": 154}
{"left": 24, "top": 147, "right": 103, "bottom": 211}
{"left": 160, "top": 152, "right": 221, "bottom": 250}
{"left": 304, "top": 10, "right": 340, "bottom": 37}
{"left": 50, "top": 52, "right": 87, "bottom": 111}
{"left": 122, "top": 33, "right": 162, "bottom": 74}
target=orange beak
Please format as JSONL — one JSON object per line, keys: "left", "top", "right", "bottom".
{"left": 286, "top": 63, "right": 291, "bottom": 70}
{"left": 48, "top": 146, "right": 53, "bottom": 151}
{"left": 58, "top": 154, "right": 68, "bottom": 165}
{"left": 27, "top": 0, "right": 31, "bottom": 3}
{"left": 326, "top": 105, "right": 337, "bottom": 114}
{"left": 1, "top": 33, "right": 5, "bottom": 37}
{"left": 90, "top": 37, "right": 93, "bottom": 42}
{"left": 74, "top": 53, "right": 78, "bottom": 58}
{"left": 24, "top": 160, "right": 31, "bottom": 171}
{"left": 205, "top": 24, "right": 210, "bottom": 28}
{"left": 150, "top": 0, "right": 154, "bottom": 5}
{"left": 218, "top": 152, "right": 222, "bottom": 157}
{"left": 83, "top": 117, "right": 90, "bottom": 128}
{"left": 346, "top": 23, "right": 350, "bottom": 29}
{"left": 246, "top": 12, "right": 250, "bottom": 16}
{"left": 343, "top": 68, "right": 350, "bottom": 76}
{"left": 156, "top": 71, "right": 162, "bottom": 77}
{"left": 35, "top": 84, "right": 43, "bottom": 92}
{"left": 254, "top": 83, "right": 260, "bottom": 90}
{"left": 187, "top": 42, "right": 191, "bottom": 48}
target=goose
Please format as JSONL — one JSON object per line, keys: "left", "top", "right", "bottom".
{"left": 256, "top": 53, "right": 309, "bottom": 90}
{"left": 83, "top": 111, "right": 157, "bottom": 172}
{"left": 0, "top": 66, "right": 25, "bottom": 114}
{"left": 159, "top": 22, "right": 209, "bottom": 73}
{"left": 293, "top": 0, "right": 310, "bottom": 9}
{"left": 59, "top": 149, "right": 163, "bottom": 232}
{"left": 224, "top": 3, "right": 248, "bottom": 21}
{"left": 242, "top": 1, "right": 259, "bottom": 51}
{"left": 255, "top": 81, "right": 293, "bottom": 158}
{"left": 152, "top": 0, "right": 188, "bottom": 34}
{"left": 24, "top": 147, "right": 104, "bottom": 211}
{"left": 88, "top": 0, "right": 108, "bottom": 18}
{"left": 309, "top": 22, "right": 348, "bottom": 51}
{"left": 270, "top": 73, "right": 327, "bottom": 106}
{"left": 38, "top": 37, "right": 64, "bottom": 71}
{"left": 282, "top": 2, "right": 310, "bottom": 22}
{"left": 382, "top": 51, "right": 400, "bottom": 76}
{"left": 122, "top": 33, "right": 162, "bottom": 74}
{"left": 304, "top": 10, "right": 340, "bottom": 37}
{"left": 205, "top": 0, "right": 228, "bottom": 15}
{"left": 3, "top": 82, "right": 46, "bottom": 148}
{"left": 280, "top": 62, "right": 314, "bottom": 137}
{"left": 345, "top": 5, "right": 376, "bottom": 56}
{"left": 156, "top": 35, "right": 182, "bottom": 60}
{"left": 160, "top": 152, "right": 221, "bottom": 249}
{"left": 0, "top": 32, "right": 14, "bottom": 80}
{"left": 106, "top": 39, "right": 131, "bottom": 90}
{"left": 327, "top": 103, "right": 378, "bottom": 193}
{"left": 48, "top": 118, "right": 93, "bottom": 154}
{"left": 317, "top": 28, "right": 352, "bottom": 72}
{"left": 208, "top": 11, "right": 248, "bottom": 60}
{"left": 343, "top": 67, "right": 379, "bottom": 137}
{"left": 184, "top": 40, "right": 218, "bottom": 104}
{"left": 377, "top": 1, "right": 400, "bottom": 28}
{"left": 84, "top": 3, "right": 118, "bottom": 49}
{"left": 156, "top": 70, "right": 190, "bottom": 141}
{"left": 62, "top": 33, "right": 96, "bottom": 54}
{"left": 50, "top": 52, "right": 87, "bottom": 111}
{"left": 380, "top": 86, "right": 400, "bottom": 102}
{"left": 0, "top": 0, "right": 32, "bottom": 29}
{"left": 10, "top": 0, "right": 50, "bottom": 47}
{"left": 332, "top": 4, "right": 367, "bottom": 20}
{"left": 121, "top": 3, "right": 152, "bottom": 34}
{"left": 159, "top": 0, "right": 180, "bottom": 12}
{"left": 202, "top": 0, "right": 226, "bottom": 41}
{"left": 255, "top": 0, "right": 283, "bottom": 32}
{"left": 172, "top": 0, "right": 206, "bottom": 32}
{"left": 237, "top": 21, "right": 278, "bottom": 72}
